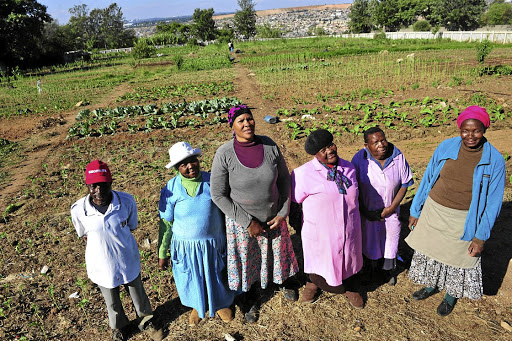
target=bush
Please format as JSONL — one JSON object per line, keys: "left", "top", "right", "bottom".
{"left": 477, "top": 65, "right": 512, "bottom": 76}
{"left": 413, "top": 20, "right": 431, "bottom": 32}
{"left": 308, "top": 26, "right": 327, "bottom": 36}
{"left": 132, "top": 39, "right": 156, "bottom": 60}
{"left": 173, "top": 55, "right": 184, "bottom": 70}
{"left": 373, "top": 31, "right": 387, "bottom": 41}
{"left": 476, "top": 39, "right": 493, "bottom": 64}
{"left": 257, "top": 24, "right": 282, "bottom": 38}
{"left": 187, "top": 38, "right": 199, "bottom": 46}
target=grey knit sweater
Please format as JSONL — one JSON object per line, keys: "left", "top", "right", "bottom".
{"left": 210, "top": 135, "right": 290, "bottom": 228}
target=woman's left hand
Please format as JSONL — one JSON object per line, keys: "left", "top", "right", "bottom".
{"left": 468, "top": 240, "right": 484, "bottom": 257}
{"left": 267, "top": 215, "right": 284, "bottom": 230}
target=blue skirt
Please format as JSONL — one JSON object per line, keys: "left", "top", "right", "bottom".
{"left": 171, "top": 236, "right": 236, "bottom": 318}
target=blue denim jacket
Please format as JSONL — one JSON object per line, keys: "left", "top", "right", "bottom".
{"left": 410, "top": 137, "right": 505, "bottom": 241}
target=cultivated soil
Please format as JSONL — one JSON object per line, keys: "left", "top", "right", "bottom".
{"left": 0, "top": 56, "right": 512, "bottom": 340}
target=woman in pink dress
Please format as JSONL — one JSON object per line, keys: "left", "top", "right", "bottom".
{"left": 290, "top": 129, "right": 363, "bottom": 308}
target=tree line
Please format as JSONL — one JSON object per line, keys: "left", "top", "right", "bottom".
{"left": 0, "top": 0, "right": 258, "bottom": 73}
{"left": 1, "top": 1, "right": 136, "bottom": 72}
{"left": 349, "top": 0, "right": 512, "bottom": 33}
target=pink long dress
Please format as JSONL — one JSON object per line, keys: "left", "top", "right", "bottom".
{"left": 291, "top": 158, "right": 363, "bottom": 287}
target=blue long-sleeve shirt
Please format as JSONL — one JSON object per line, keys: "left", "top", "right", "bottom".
{"left": 410, "top": 136, "right": 505, "bottom": 241}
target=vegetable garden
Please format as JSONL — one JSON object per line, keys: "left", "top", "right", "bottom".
{"left": 0, "top": 36, "right": 512, "bottom": 341}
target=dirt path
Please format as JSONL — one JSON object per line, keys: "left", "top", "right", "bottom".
{"left": 231, "top": 62, "right": 309, "bottom": 170}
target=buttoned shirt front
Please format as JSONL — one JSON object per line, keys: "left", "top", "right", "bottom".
{"left": 352, "top": 145, "right": 413, "bottom": 213}
{"left": 71, "top": 191, "right": 140, "bottom": 288}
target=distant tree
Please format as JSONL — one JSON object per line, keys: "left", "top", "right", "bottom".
{"left": 418, "top": 0, "right": 442, "bottom": 27}
{"left": 99, "top": 3, "right": 133, "bottom": 49}
{"left": 153, "top": 22, "right": 190, "bottom": 45}
{"left": 66, "top": 3, "right": 135, "bottom": 50}
{"left": 431, "top": 0, "right": 486, "bottom": 30}
{"left": 191, "top": 8, "right": 217, "bottom": 42}
{"left": 396, "top": 0, "right": 422, "bottom": 27}
{"left": 372, "top": 0, "right": 422, "bottom": 31}
{"left": 234, "top": 0, "right": 257, "bottom": 39}
{"left": 348, "top": 0, "right": 375, "bottom": 33}
{"left": 156, "top": 21, "right": 188, "bottom": 35}
{"left": 217, "top": 25, "right": 235, "bottom": 43}
{"left": 373, "top": 0, "right": 402, "bottom": 31}
{"left": 38, "top": 20, "right": 68, "bottom": 65}
{"left": 67, "top": 4, "right": 89, "bottom": 50}
{"left": 0, "top": 0, "right": 51, "bottom": 70}
{"left": 482, "top": 1, "right": 512, "bottom": 25}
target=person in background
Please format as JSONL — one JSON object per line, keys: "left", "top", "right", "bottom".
{"left": 351, "top": 127, "right": 413, "bottom": 285}
{"left": 210, "top": 105, "right": 299, "bottom": 323}
{"left": 71, "top": 160, "right": 163, "bottom": 341}
{"left": 406, "top": 106, "right": 505, "bottom": 316}
{"left": 291, "top": 129, "right": 364, "bottom": 308}
{"left": 158, "top": 142, "right": 235, "bottom": 326}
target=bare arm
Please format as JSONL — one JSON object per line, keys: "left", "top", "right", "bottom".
{"left": 381, "top": 186, "right": 408, "bottom": 218}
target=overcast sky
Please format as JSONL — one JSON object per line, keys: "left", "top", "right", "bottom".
{"left": 39, "top": 1, "right": 352, "bottom": 24}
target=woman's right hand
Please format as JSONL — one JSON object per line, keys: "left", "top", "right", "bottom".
{"left": 248, "top": 219, "right": 265, "bottom": 238}
{"left": 158, "top": 258, "right": 169, "bottom": 271}
{"left": 408, "top": 216, "right": 418, "bottom": 230}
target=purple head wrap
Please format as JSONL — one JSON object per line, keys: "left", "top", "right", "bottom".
{"left": 228, "top": 105, "right": 252, "bottom": 127}
{"left": 456, "top": 105, "right": 490, "bottom": 129}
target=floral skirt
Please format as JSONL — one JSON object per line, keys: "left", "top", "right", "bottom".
{"left": 408, "top": 251, "right": 483, "bottom": 299}
{"left": 225, "top": 217, "right": 299, "bottom": 292}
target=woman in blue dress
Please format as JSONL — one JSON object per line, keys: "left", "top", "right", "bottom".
{"left": 158, "top": 141, "right": 236, "bottom": 325}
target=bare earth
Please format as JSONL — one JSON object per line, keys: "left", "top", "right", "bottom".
{"left": 0, "top": 56, "right": 511, "bottom": 340}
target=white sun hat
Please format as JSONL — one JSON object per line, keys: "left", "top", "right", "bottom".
{"left": 165, "top": 142, "right": 202, "bottom": 169}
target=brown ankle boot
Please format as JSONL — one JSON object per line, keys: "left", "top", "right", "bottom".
{"left": 189, "top": 309, "right": 200, "bottom": 326}
{"left": 216, "top": 307, "right": 233, "bottom": 322}
{"left": 345, "top": 291, "right": 363, "bottom": 309}
{"left": 300, "top": 282, "right": 319, "bottom": 303}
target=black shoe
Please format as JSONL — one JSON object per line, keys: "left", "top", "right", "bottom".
{"left": 280, "top": 287, "right": 298, "bottom": 301}
{"left": 386, "top": 275, "right": 397, "bottom": 286}
{"left": 412, "top": 287, "right": 438, "bottom": 300}
{"left": 437, "top": 299, "right": 455, "bottom": 316}
{"left": 112, "top": 329, "right": 126, "bottom": 341}
{"left": 244, "top": 303, "right": 260, "bottom": 323}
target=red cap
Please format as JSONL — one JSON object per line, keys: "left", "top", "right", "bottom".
{"left": 85, "top": 159, "right": 112, "bottom": 184}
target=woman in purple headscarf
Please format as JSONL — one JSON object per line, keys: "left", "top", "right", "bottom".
{"left": 210, "top": 105, "right": 299, "bottom": 323}
{"left": 406, "top": 106, "right": 505, "bottom": 316}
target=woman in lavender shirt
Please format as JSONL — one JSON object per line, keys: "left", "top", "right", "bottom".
{"left": 351, "top": 127, "right": 413, "bottom": 285}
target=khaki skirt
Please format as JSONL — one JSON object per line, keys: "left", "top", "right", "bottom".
{"left": 405, "top": 196, "right": 479, "bottom": 269}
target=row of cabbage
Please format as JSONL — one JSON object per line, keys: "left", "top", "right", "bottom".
{"left": 67, "top": 97, "right": 241, "bottom": 138}
{"left": 281, "top": 96, "right": 509, "bottom": 139}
